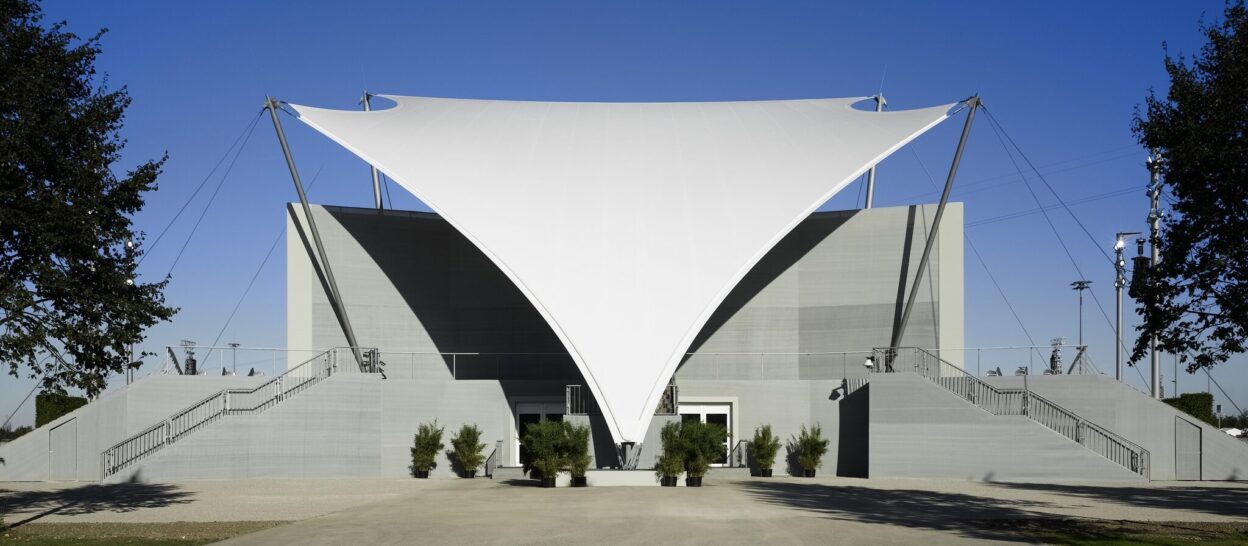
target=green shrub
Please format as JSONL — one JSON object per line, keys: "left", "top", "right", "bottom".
{"left": 522, "top": 420, "right": 568, "bottom": 478}
{"left": 410, "top": 420, "right": 445, "bottom": 473}
{"left": 1164, "top": 392, "right": 1217, "bottom": 426}
{"left": 35, "top": 393, "right": 87, "bottom": 428}
{"left": 655, "top": 420, "right": 684, "bottom": 478}
{"left": 796, "top": 424, "right": 830, "bottom": 471}
{"left": 747, "top": 424, "right": 781, "bottom": 471}
{"left": 679, "top": 420, "right": 726, "bottom": 478}
{"left": 451, "top": 424, "right": 487, "bottom": 473}
{"left": 566, "top": 423, "right": 592, "bottom": 477}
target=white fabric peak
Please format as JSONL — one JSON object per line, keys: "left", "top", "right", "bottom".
{"left": 289, "top": 96, "right": 959, "bottom": 443}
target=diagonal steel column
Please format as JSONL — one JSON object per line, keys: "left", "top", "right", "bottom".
{"left": 889, "top": 96, "right": 979, "bottom": 358}
{"left": 361, "top": 92, "right": 384, "bottom": 210}
{"left": 266, "top": 97, "right": 364, "bottom": 368}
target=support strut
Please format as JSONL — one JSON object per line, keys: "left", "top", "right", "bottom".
{"left": 265, "top": 97, "right": 364, "bottom": 368}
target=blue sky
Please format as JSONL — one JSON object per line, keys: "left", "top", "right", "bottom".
{"left": 4, "top": 0, "right": 1240, "bottom": 426}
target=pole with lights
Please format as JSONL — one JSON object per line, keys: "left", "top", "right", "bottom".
{"left": 1114, "top": 231, "right": 1141, "bottom": 382}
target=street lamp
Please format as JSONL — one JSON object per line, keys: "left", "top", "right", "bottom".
{"left": 228, "top": 342, "right": 240, "bottom": 375}
{"left": 1114, "top": 231, "right": 1141, "bottom": 382}
{"left": 1071, "top": 280, "right": 1092, "bottom": 348}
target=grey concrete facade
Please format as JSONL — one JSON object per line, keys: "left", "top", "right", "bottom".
{"left": 286, "top": 203, "right": 962, "bottom": 475}
{"left": 2, "top": 202, "right": 969, "bottom": 482}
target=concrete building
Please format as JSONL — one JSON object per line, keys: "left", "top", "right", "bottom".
{"left": 2, "top": 95, "right": 1246, "bottom": 484}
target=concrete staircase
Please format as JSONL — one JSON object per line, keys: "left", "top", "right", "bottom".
{"left": 875, "top": 347, "right": 1150, "bottom": 480}
{"left": 101, "top": 347, "right": 377, "bottom": 481}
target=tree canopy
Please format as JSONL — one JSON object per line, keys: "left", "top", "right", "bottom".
{"left": 1132, "top": 1, "right": 1248, "bottom": 371}
{"left": 1, "top": 0, "right": 175, "bottom": 395}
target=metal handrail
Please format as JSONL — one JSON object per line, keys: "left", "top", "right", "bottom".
{"left": 102, "top": 347, "right": 377, "bottom": 478}
{"left": 728, "top": 439, "right": 749, "bottom": 468}
{"left": 872, "top": 346, "right": 1150, "bottom": 479}
{"left": 484, "top": 440, "right": 503, "bottom": 479}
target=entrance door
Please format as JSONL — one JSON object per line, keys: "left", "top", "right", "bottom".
{"left": 1175, "top": 417, "right": 1202, "bottom": 480}
{"left": 49, "top": 418, "right": 77, "bottom": 481}
{"left": 678, "top": 403, "right": 731, "bottom": 466}
{"left": 515, "top": 401, "right": 564, "bottom": 467}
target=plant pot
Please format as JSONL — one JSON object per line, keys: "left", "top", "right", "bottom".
{"left": 414, "top": 470, "right": 430, "bottom": 479}
{"left": 685, "top": 476, "right": 703, "bottom": 487}
{"left": 462, "top": 470, "right": 476, "bottom": 479}
{"left": 802, "top": 468, "right": 816, "bottom": 478}
{"left": 660, "top": 476, "right": 678, "bottom": 487}
{"left": 540, "top": 477, "right": 557, "bottom": 488}
{"left": 759, "top": 468, "right": 773, "bottom": 478}
{"left": 571, "top": 476, "right": 588, "bottom": 487}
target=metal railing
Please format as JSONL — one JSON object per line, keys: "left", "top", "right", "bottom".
{"left": 728, "top": 439, "right": 749, "bottom": 468}
{"left": 872, "top": 346, "right": 1150, "bottom": 479}
{"left": 484, "top": 440, "right": 503, "bottom": 479}
{"left": 566, "top": 385, "right": 588, "bottom": 415}
{"left": 1027, "top": 390, "right": 1150, "bottom": 476}
{"left": 102, "top": 347, "right": 378, "bottom": 478}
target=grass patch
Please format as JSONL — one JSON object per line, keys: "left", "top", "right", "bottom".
{"left": 0, "top": 521, "right": 287, "bottom": 545}
{"left": 985, "top": 519, "right": 1248, "bottom": 545}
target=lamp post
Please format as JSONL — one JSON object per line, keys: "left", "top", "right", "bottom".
{"left": 1114, "top": 231, "right": 1140, "bottom": 382}
{"left": 228, "top": 342, "right": 240, "bottom": 375}
{"left": 1071, "top": 280, "right": 1092, "bottom": 348}
{"left": 1147, "top": 152, "right": 1163, "bottom": 399}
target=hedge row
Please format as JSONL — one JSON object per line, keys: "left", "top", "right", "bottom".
{"left": 1163, "top": 392, "right": 1216, "bottom": 426}
{"left": 35, "top": 393, "right": 88, "bottom": 428}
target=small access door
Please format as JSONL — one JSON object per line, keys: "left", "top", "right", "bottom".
{"left": 678, "top": 403, "right": 731, "bottom": 466}
{"left": 514, "top": 401, "right": 564, "bottom": 467}
{"left": 48, "top": 418, "right": 77, "bottom": 481}
{"left": 1175, "top": 417, "right": 1202, "bottom": 480}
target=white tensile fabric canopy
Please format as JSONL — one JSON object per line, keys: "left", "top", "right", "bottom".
{"left": 289, "top": 95, "right": 961, "bottom": 443}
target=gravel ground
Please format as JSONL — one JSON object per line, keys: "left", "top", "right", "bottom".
{"left": 2, "top": 477, "right": 1246, "bottom": 545}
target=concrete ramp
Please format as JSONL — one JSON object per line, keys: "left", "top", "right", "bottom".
{"left": 868, "top": 373, "right": 1145, "bottom": 482}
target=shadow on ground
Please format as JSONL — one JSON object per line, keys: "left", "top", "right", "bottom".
{"left": 989, "top": 481, "right": 1248, "bottom": 519}
{"left": 739, "top": 480, "right": 1055, "bottom": 542}
{"left": 0, "top": 478, "right": 193, "bottom": 530}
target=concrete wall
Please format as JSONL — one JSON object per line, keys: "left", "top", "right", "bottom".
{"left": 0, "top": 374, "right": 266, "bottom": 481}
{"left": 985, "top": 375, "right": 1248, "bottom": 481}
{"left": 678, "top": 203, "right": 964, "bottom": 381}
{"left": 868, "top": 373, "right": 1144, "bottom": 482}
{"left": 287, "top": 203, "right": 962, "bottom": 473}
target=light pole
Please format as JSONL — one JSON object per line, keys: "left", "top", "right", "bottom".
{"left": 1114, "top": 231, "right": 1141, "bottom": 382}
{"left": 1147, "top": 152, "right": 1163, "bottom": 399}
{"left": 1071, "top": 280, "right": 1092, "bottom": 348}
{"left": 228, "top": 342, "right": 240, "bottom": 375}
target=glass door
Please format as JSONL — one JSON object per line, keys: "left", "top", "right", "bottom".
{"left": 678, "top": 403, "right": 731, "bottom": 466}
{"left": 514, "top": 401, "right": 565, "bottom": 467}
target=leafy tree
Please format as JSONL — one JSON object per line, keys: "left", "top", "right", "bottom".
{"left": 1, "top": 0, "right": 175, "bottom": 396}
{"left": 1131, "top": 1, "right": 1248, "bottom": 371}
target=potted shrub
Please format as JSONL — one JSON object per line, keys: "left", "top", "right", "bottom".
{"left": 796, "top": 423, "right": 829, "bottom": 477}
{"left": 680, "top": 420, "right": 726, "bottom": 487}
{"left": 656, "top": 421, "right": 683, "bottom": 487}
{"left": 747, "top": 424, "right": 781, "bottom": 477}
{"left": 567, "top": 423, "right": 592, "bottom": 487}
{"left": 522, "top": 420, "right": 567, "bottom": 488}
{"left": 410, "top": 420, "right": 444, "bottom": 479}
{"left": 451, "top": 424, "right": 487, "bottom": 478}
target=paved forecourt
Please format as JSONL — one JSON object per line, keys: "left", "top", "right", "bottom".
{"left": 4, "top": 476, "right": 1246, "bottom": 545}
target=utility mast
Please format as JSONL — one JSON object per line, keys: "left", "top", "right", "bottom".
{"left": 1147, "top": 153, "right": 1163, "bottom": 399}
